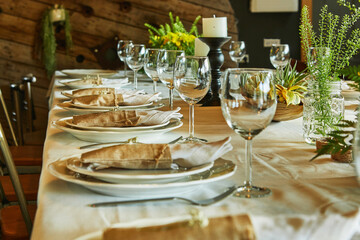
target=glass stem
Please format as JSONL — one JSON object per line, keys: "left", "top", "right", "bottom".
{"left": 153, "top": 80, "right": 157, "bottom": 93}
{"left": 134, "top": 70, "right": 138, "bottom": 89}
{"left": 189, "top": 104, "right": 195, "bottom": 139}
{"left": 124, "top": 60, "right": 127, "bottom": 76}
{"left": 244, "top": 139, "right": 253, "bottom": 187}
{"left": 169, "top": 88, "right": 173, "bottom": 110}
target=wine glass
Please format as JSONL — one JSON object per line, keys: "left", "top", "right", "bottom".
{"left": 144, "top": 48, "right": 162, "bottom": 93}
{"left": 117, "top": 40, "right": 132, "bottom": 77}
{"left": 220, "top": 68, "right": 277, "bottom": 198}
{"left": 270, "top": 44, "right": 290, "bottom": 70}
{"left": 308, "top": 46, "right": 331, "bottom": 74}
{"left": 157, "top": 50, "right": 185, "bottom": 110}
{"left": 229, "top": 41, "right": 246, "bottom": 66}
{"left": 174, "top": 56, "right": 211, "bottom": 143}
{"left": 126, "top": 44, "right": 146, "bottom": 89}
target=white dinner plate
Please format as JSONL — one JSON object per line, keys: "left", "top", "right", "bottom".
{"left": 63, "top": 117, "right": 169, "bottom": 132}
{"left": 61, "top": 69, "right": 118, "bottom": 78}
{"left": 59, "top": 78, "right": 130, "bottom": 90}
{"left": 52, "top": 118, "right": 183, "bottom": 143}
{"left": 48, "top": 158, "right": 236, "bottom": 197}
{"left": 57, "top": 102, "right": 165, "bottom": 114}
{"left": 66, "top": 101, "right": 152, "bottom": 110}
{"left": 65, "top": 155, "right": 214, "bottom": 183}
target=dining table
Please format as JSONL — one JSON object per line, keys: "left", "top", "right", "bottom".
{"left": 31, "top": 70, "right": 360, "bottom": 240}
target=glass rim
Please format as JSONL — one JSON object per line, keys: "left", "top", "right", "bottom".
{"left": 225, "top": 68, "right": 274, "bottom": 73}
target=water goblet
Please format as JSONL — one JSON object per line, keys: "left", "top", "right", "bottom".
{"left": 174, "top": 56, "right": 211, "bottom": 143}
{"left": 126, "top": 44, "right": 146, "bottom": 89}
{"left": 220, "top": 68, "right": 277, "bottom": 198}
{"left": 157, "top": 50, "right": 185, "bottom": 110}
{"left": 229, "top": 41, "right": 246, "bottom": 67}
{"left": 144, "top": 48, "right": 162, "bottom": 93}
{"left": 117, "top": 40, "right": 133, "bottom": 77}
{"left": 270, "top": 44, "right": 290, "bottom": 70}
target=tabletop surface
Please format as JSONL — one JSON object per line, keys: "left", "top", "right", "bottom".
{"left": 31, "top": 70, "right": 360, "bottom": 240}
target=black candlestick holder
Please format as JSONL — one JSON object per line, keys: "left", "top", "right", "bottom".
{"left": 199, "top": 37, "right": 231, "bottom": 106}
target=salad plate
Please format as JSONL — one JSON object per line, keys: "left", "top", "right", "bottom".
{"left": 61, "top": 69, "right": 118, "bottom": 78}
{"left": 65, "top": 155, "right": 214, "bottom": 183}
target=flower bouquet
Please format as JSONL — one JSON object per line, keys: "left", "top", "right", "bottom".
{"left": 144, "top": 12, "right": 201, "bottom": 56}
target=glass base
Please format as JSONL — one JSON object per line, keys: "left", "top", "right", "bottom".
{"left": 233, "top": 185, "right": 272, "bottom": 198}
{"left": 179, "top": 137, "right": 207, "bottom": 143}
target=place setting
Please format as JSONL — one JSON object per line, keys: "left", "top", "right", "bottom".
{"left": 52, "top": 107, "right": 184, "bottom": 142}
{"left": 58, "top": 87, "right": 165, "bottom": 113}
{"left": 48, "top": 137, "right": 236, "bottom": 198}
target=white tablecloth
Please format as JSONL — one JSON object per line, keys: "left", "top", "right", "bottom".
{"left": 31, "top": 71, "right": 360, "bottom": 240}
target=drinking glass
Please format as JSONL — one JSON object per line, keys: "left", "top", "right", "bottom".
{"left": 157, "top": 50, "right": 185, "bottom": 109}
{"left": 117, "top": 40, "right": 132, "bottom": 77}
{"left": 229, "top": 41, "right": 246, "bottom": 66}
{"left": 220, "top": 68, "right": 277, "bottom": 198}
{"left": 352, "top": 114, "right": 360, "bottom": 185}
{"left": 126, "top": 44, "right": 146, "bottom": 89}
{"left": 174, "top": 56, "right": 211, "bottom": 143}
{"left": 270, "top": 44, "right": 290, "bottom": 70}
{"left": 144, "top": 48, "right": 162, "bottom": 93}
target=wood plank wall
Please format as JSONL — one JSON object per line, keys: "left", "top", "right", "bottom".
{"left": 0, "top": 0, "right": 238, "bottom": 144}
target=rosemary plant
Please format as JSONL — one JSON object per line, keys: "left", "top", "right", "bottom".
{"left": 300, "top": 0, "right": 360, "bottom": 141}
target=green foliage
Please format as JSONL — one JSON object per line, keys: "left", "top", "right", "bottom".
{"left": 275, "top": 62, "right": 308, "bottom": 106}
{"left": 41, "top": 6, "right": 72, "bottom": 78}
{"left": 300, "top": 1, "right": 360, "bottom": 80}
{"left": 311, "top": 119, "right": 356, "bottom": 161}
{"left": 339, "top": 65, "right": 360, "bottom": 91}
{"left": 144, "top": 12, "right": 201, "bottom": 55}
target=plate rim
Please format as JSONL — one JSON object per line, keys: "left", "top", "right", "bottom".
{"left": 65, "top": 155, "right": 214, "bottom": 181}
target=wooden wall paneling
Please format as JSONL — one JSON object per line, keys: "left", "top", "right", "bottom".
{"left": 182, "top": 0, "right": 234, "bottom": 13}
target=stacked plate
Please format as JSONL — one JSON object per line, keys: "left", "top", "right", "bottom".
{"left": 48, "top": 156, "right": 236, "bottom": 198}
{"left": 52, "top": 117, "right": 183, "bottom": 143}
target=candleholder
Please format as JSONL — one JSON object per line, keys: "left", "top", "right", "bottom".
{"left": 198, "top": 37, "right": 231, "bottom": 106}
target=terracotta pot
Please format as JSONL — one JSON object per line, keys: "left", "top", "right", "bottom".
{"left": 273, "top": 102, "right": 303, "bottom": 122}
{"left": 331, "top": 149, "right": 353, "bottom": 163}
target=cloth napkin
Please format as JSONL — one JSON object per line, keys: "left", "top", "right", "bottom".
{"left": 71, "top": 88, "right": 115, "bottom": 97}
{"left": 80, "top": 137, "right": 232, "bottom": 169}
{"left": 71, "top": 92, "right": 161, "bottom": 106}
{"left": 72, "top": 108, "right": 182, "bottom": 127}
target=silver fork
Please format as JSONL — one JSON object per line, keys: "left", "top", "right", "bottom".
{"left": 80, "top": 136, "right": 183, "bottom": 149}
{"left": 88, "top": 185, "right": 236, "bottom": 207}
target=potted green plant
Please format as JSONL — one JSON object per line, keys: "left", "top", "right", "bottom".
{"left": 144, "top": 12, "right": 201, "bottom": 56}
{"left": 41, "top": 4, "right": 72, "bottom": 78}
{"left": 300, "top": 0, "right": 360, "bottom": 144}
{"left": 273, "top": 62, "right": 308, "bottom": 121}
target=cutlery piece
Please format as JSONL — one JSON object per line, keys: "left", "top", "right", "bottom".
{"left": 80, "top": 136, "right": 183, "bottom": 149}
{"left": 80, "top": 137, "right": 138, "bottom": 149}
{"left": 88, "top": 185, "right": 236, "bottom": 207}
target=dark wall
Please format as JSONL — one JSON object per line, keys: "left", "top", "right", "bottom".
{"left": 229, "top": 0, "right": 301, "bottom": 69}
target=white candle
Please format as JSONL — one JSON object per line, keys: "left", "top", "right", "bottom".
{"left": 194, "top": 38, "right": 210, "bottom": 56}
{"left": 202, "top": 17, "right": 227, "bottom": 37}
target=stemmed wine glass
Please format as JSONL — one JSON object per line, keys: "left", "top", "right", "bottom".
{"left": 157, "top": 50, "right": 185, "bottom": 110}
{"left": 308, "top": 46, "right": 331, "bottom": 74}
{"left": 229, "top": 41, "right": 246, "bottom": 67}
{"left": 144, "top": 48, "right": 162, "bottom": 93}
{"left": 270, "top": 44, "right": 290, "bottom": 71}
{"left": 126, "top": 44, "right": 146, "bottom": 89}
{"left": 220, "top": 68, "right": 277, "bottom": 198}
{"left": 117, "top": 40, "right": 133, "bottom": 77}
{"left": 174, "top": 56, "right": 211, "bottom": 143}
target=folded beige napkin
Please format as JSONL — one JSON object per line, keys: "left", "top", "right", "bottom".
{"left": 80, "top": 137, "right": 232, "bottom": 169}
{"left": 72, "top": 108, "right": 182, "bottom": 127}
{"left": 71, "top": 88, "right": 115, "bottom": 97}
{"left": 71, "top": 93, "right": 123, "bottom": 106}
{"left": 71, "top": 92, "right": 160, "bottom": 106}
{"left": 68, "top": 77, "right": 103, "bottom": 86}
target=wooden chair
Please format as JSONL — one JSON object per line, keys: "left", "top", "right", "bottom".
{"left": 0, "top": 87, "right": 43, "bottom": 169}
{"left": 0, "top": 122, "right": 35, "bottom": 239}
